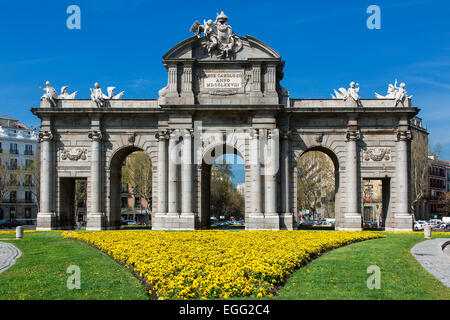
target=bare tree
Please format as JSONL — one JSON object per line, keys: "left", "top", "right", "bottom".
{"left": 437, "top": 191, "right": 450, "bottom": 216}
{"left": 410, "top": 132, "right": 429, "bottom": 219}
{"left": 122, "top": 151, "right": 153, "bottom": 219}
{"left": 297, "top": 151, "right": 335, "bottom": 219}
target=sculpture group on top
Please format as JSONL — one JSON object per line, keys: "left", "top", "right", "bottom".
{"left": 331, "top": 80, "right": 412, "bottom": 107}
{"left": 190, "top": 11, "right": 243, "bottom": 58}
{"left": 331, "top": 81, "right": 361, "bottom": 102}
{"left": 39, "top": 81, "right": 124, "bottom": 107}
{"left": 374, "top": 79, "right": 412, "bottom": 106}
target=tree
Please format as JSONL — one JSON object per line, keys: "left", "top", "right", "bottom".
{"left": 437, "top": 191, "right": 450, "bottom": 216}
{"left": 0, "top": 154, "right": 8, "bottom": 205}
{"left": 210, "top": 164, "right": 244, "bottom": 220}
{"left": 122, "top": 151, "right": 153, "bottom": 219}
{"left": 297, "top": 151, "right": 335, "bottom": 219}
{"left": 410, "top": 129, "right": 429, "bottom": 219}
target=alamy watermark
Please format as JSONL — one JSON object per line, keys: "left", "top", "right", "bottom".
{"left": 366, "top": 265, "right": 381, "bottom": 289}
{"left": 366, "top": 5, "right": 381, "bottom": 30}
{"left": 66, "top": 5, "right": 81, "bottom": 30}
{"left": 67, "top": 265, "right": 81, "bottom": 290}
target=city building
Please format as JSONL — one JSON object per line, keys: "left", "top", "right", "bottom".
{"left": 409, "top": 116, "right": 429, "bottom": 220}
{"left": 0, "top": 116, "right": 39, "bottom": 224}
{"left": 428, "top": 154, "right": 447, "bottom": 219}
{"left": 235, "top": 183, "right": 245, "bottom": 195}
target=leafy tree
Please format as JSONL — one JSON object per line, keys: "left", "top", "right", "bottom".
{"left": 210, "top": 163, "right": 244, "bottom": 220}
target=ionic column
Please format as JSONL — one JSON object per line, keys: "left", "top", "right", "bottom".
{"left": 345, "top": 130, "right": 360, "bottom": 215}
{"left": 280, "top": 131, "right": 290, "bottom": 214}
{"left": 181, "top": 129, "right": 193, "bottom": 215}
{"left": 36, "top": 131, "right": 55, "bottom": 230}
{"left": 88, "top": 131, "right": 103, "bottom": 215}
{"left": 168, "top": 130, "right": 179, "bottom": 215}
{"left": 250, "top": 129, "right": 262, "bottom": 215}
{"left": 156, "top": 131, "right": 168, "bottom": 214}
{"left": 396, "top": 130, "right": 412, "bottom": 215}
{"left": 264, "top": 129, "right": 279, "bottom": 215}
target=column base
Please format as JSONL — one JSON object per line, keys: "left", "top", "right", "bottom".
{"left": 163, "top": 214, "right": 195, "bottom": 230}
{"left": 335, "top": 213, "right": 362, "bottom": 231}
{"left": 280, "top": 213, "right": 294, "bottom": 230}
{"left": 86, "top": 213, "right": 106, "bottom": 231}
{"left": 152, "top": 214, "right": 166, "bottom": 230}
{"left": 246, "top": 214, "right": 280, "bottom": 230}
{"left": 36, "top": 212, "right": 57, "bottom": 230}
{"left": 385, "top": 214, "right": 413, "bottom": 231}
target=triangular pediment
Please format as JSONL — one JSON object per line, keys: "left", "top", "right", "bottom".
{"left": 162, "top": 35, "right": 281, "bottom": 61}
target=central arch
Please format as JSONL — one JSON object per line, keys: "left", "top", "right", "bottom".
{"left": 295, "top": 146, "right": 340, "bottom": 226}
{"left": 108, "top": 145, "right": 153, "bottom": 229}
{"left": 198, "top": 143, "right": 246, "bottom": 229}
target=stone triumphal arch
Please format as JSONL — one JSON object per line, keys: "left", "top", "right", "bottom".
{"left": 33, "top": 12, "right": 418, "bottom": 231}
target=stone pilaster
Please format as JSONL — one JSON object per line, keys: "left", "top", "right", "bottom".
{"left": 36, "top": 131, "right": 56, "bottom": 230}
{"left": 180, "top": 129, "right": 195, "bottom": 229}
{"left": 387, "top": 130, "right": 413, "bottom": 231}
{"left": 86, "top": 130, "right": 105, "bottom": 230}
{"left": 167, "top": 64, "right": 178, "bottom": 93}
{"left": 280, "top": 131, "right": 294, "bottom": 229}
{"left": 250, "top": 64, "right": 263, "bottom": 101}
{"left": 168, "top": 130, "right": 179, "bottom": 216}
{"left": 181, "top": 63, "right": 194, "bottom": 104}
{"left": 340, "top": 129, "right": 362, "bottom": 231}
{"left": 248, "top": 128, "right": 264, "bottom": 229}
{"left": 153, "top": 130, "right": 169, "bottom": 230}
{"left": 264, "top": 129, "right": 280, "bottom": 230}
{"left": 181, "top": 129, "right": 194, "bottom": 215}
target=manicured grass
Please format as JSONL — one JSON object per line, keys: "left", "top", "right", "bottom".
{"left": 275, "top": 232, "right": 450, "bottom": 300}
{"left": 1, "top": 231, "right": 449, "bottom": 300}
{"left": 0, "top": 232, "right": 148, "bottom": 300}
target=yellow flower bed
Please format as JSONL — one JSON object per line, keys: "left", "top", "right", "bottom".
{"left": 63, "top": 230, "right": 384, "bottom": 299}
{"left": 0, "top": 230, "right": 39, "bottom": 235}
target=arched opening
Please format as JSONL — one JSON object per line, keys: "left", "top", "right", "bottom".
{"left": 109, "top": 146, "right": 153, "bottom": 229}
{"left": 59, "top": 177, "right": 87, "bottom": 230}
{"left": 199, "top": 144, "right": 245, "bottom": 229}
{"left": 296, "top": 147, "right": 339, "bottom": 227}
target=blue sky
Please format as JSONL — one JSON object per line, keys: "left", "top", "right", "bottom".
{"left": 0, "top": 0, "right": 449, "bottom": 184}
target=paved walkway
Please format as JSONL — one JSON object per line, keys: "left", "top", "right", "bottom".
{"left": 0, "top": 242, "right": 22, "bottom": 274}
{"left": 411, "top": 238, "right": 450, "bottom": 288}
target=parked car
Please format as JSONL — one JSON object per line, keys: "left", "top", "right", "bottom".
{"left": 414, "top": 221, "right": 427, "bottom": 231}
{"left": 0, "top": 219, "right": 23, "bottom": 229}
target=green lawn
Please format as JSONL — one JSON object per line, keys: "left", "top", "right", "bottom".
{"left": 0, "top": 232, "right": 148, "bottom": 300}
{"left": 275, "top": 232, "right": 450, "bottom": 300}
{"left": 1, "top": 231, "right": 449, "bottom": 300}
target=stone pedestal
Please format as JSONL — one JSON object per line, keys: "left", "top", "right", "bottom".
{"left": 279, "top": 213, "right": 294, "bottom": 230}
{"left": 86, "top": 213, "right": 106, "bottom": 231}
{"left": 36, "top": 213, "right": 57, "bottom": 231}
{"left": 164, "top": 214, "right": 195, "bottom": 230}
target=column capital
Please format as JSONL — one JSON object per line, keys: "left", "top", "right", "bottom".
{"left": 346, "top": 130, "right": 361, "bottom": 142}
{"left": 88, "top": 131, "right": 103, "bottom": 142}
{"left": 397, "top": 130, "right": 412, "bottom": 141}
{"left": 183, "top": 129, "right": 194, "bottom": 138}
{"left": 250, "top": 128, "right": 259, "bottom": 138}
{"left": 155, "top": 130, "right": 169, "bottom": 141}
{"left": 38, "top": 131, "right": 54, "bottom": 142}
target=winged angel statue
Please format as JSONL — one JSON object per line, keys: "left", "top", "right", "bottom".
{"left": 331, "top": 81, "right": 360, "bottom": 102}
{"left": 374, "top": 79, "right": 412, "bottom": 106}
{"left": 190, "top": 11, "right": 243, "bottom": 58}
